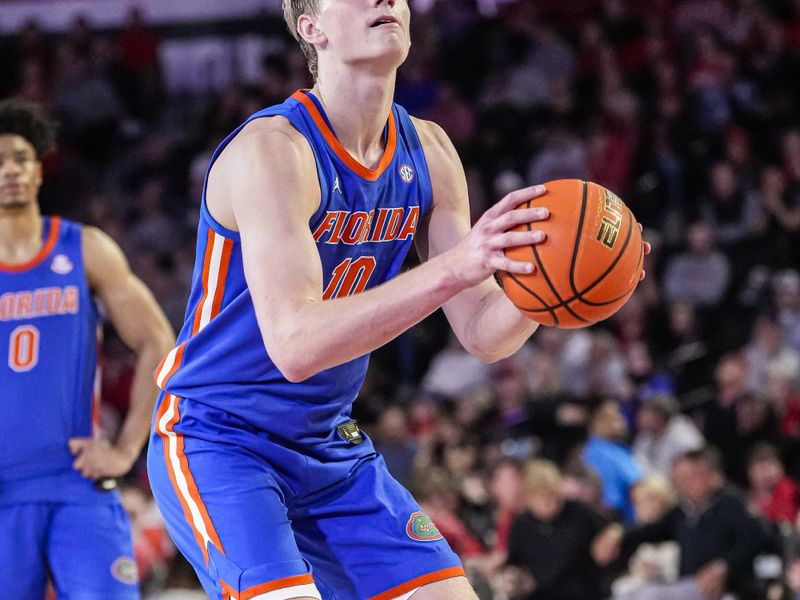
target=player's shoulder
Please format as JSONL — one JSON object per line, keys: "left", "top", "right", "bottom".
{"left": 208, "top": 113, "right": 320, "bottom": 224}
{"left": 227, "top": 115, "right": 311, "bottom": 162}
{"left": 212, "top": 114, "right": 317, "bottom": 192}
{"left": 80, "top": 224, "right": 129, "bottom": 284}
{"left": 408, "top": 116, "right": 464, "bottom": 199}
{"left": 239, "top": 113, "right": 302, "bottom": 141}
{"left": 409, "top": 116, "right": 459, "bottom": 166}
{"left": 409, "top": 116, "right": 450, "bottom": 151}
{"left": 80, "top": 223, "right": 116, "bottom": 251}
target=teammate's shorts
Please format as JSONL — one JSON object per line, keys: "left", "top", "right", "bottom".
{"left": 0, "top": 501, "right": 139, "bottom": 599}
{"left": 147, "top": 393, "right": 464, "bottom": 600}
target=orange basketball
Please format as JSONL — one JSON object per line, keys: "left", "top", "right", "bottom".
{"left": 498, "top": 179, "right": 643, "bottom": 329}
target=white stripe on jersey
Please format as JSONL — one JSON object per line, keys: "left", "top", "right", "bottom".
{"left": 157, "top": 394, "right": 213, "bottom": 549}
{"left": 198, "top": 231, "right": 226, "bottom": 332}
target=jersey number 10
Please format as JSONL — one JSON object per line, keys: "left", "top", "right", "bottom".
{"left": 8, "top": 325, "right": 40, "bottom": 372}
{"left": 322, "top": 257, "right": 377, "bottom": 300}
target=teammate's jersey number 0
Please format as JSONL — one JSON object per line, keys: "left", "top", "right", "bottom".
{"left": 8, "top": 325, "right": 40, "bottom": 372}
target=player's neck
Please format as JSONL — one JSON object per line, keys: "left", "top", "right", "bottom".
{"left": 0, "top": 203, "right": 43, "bottom": 259}
{"left": 311, "top": 70, "right": 396, "bottom": 169}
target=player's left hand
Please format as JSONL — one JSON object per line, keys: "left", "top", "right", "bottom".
{"left": 68, "top": 437, "right": 136, "bottom": 479}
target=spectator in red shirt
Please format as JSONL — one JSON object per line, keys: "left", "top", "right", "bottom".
{"left": 415, "top": 468, "right": 485, "bottom": 559}
{"left": 489, "top": 459, "right": 525, "bottom": 554}
{"left": 747, "top": 443, "right": 799, "bottom": 524}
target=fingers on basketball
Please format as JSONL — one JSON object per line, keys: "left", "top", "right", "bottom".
{"left": 497, "top": 179, "right": 644, "bottom": 329}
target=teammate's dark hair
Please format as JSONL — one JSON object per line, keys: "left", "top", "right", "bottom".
{"left": 0, "top": 99, "right": 57, "bottom": 159}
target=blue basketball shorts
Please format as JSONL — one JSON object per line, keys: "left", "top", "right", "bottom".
{"left": 0, "top": 500, "right": 139, "bottom": 599}
{"left": 147, "top": 393, "right": 464, "bottom": 600}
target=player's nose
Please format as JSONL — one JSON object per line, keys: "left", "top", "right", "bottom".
{"left": 374, "top": 0, "right": 396, "bottom": 7}
{"left": 0, "top": 161, "right": 21, "bottom": 178}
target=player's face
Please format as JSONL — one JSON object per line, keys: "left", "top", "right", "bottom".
{"left": 315, "top": 0, "right": 411, "bottom": 73}
{"left": 0, "top": 134, "right": 42, "bottom": 211}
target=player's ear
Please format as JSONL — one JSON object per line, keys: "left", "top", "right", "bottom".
{"left": 297, "top": 13, "right": 327, "bottom": 47}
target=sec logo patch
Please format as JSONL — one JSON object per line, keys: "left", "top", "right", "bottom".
{"left": 399, "top": 163, "right": 415, "bottom": 184}
{"left": 50, "top": 254, "right": 74, "bottom": 275}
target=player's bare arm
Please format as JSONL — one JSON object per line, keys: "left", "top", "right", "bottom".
{"left": 208, "top": 117, "right": 549, "bottom": 382}
{"left": 413, "top": 118, "right": 547, "bottom": 362}
{"left": 68, "top": 226, "right": 175, "bottom": 479}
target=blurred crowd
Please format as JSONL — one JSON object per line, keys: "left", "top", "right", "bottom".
{"left": 3, "top": 0, "right": 800, "bottom": 598}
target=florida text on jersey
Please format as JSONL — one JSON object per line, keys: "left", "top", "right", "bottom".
{"left": 152, "top": 90, "right": 432, "bottom": 447}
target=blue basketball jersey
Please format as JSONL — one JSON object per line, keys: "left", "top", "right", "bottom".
{"left": 154, "top": 91, "right": 432, "bottom": 447}
{"left": 0, "top": 217, "right": 105, "bottom": 503}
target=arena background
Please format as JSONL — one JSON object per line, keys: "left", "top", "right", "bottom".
{"left": 2, "top": 0, "right": 800, "bottom": 598}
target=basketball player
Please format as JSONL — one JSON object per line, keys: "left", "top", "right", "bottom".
{"left": 0, "top": 99, "right": 175, "bottom": 598}
{"left": 148, "top": 1, "right": 648, "bottom": 599}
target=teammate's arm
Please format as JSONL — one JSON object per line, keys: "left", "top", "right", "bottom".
{"left": 211, "top": 117, "right": 546, "bottom": 382}
{"left": 68, "top": 227, "right": 175, "bottom": 480}
{"left": 414, "top": 119, "right": 544, "bottom": 361}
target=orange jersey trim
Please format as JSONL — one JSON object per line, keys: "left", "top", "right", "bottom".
{"left": 155, "top": 394, "right": 225, "bottom": 565}
{"left": 210, "top": 237, "right": 234, "bottom": 317}
{"left": 154, "top": 394, "right": 207, "bottom": 561}
{"left": 368, "top": 566, "right": 466, "bottom": 600}
{"left": 155, "top": 341, "right": 186, "bottom": 388}
{"left": 192, "top": 227, "right": 217, "bottom": 334}
{"left": 220, "top": 573, "right": 316, "bottom": 600}
{"left": 291, "top": 90, "right": 397, "bottom": 182}
{"left": 0, "top": 216, "right": 61, "bottom": 273}
{"left": 155, "top": 228, "right": 233, "bottom": 389}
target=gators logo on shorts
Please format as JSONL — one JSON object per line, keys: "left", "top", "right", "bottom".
{"left": 405, "top": 511, "right": 443, "bottom": 542}
{"left": 110, "top": 556, "right": 139, "bottom": 584}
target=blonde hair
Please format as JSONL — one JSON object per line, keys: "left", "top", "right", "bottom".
{"left": 282, "top": 0, "right": 320, "bottom": 80}
{"left": 523, "top": 459, "right": 562, "bottom": 496}
{"left": 633, "top": 475, "right": 678, "bottom": 507}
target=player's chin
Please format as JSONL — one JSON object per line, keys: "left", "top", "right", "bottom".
{"left": 0, "top": 197, "right": 34, "bottom": 210}
{"left": 369, "top": 38, "right": 410, "bottom": 61}
{"left": 354, "top": 51, "right": 408, "bottom": 76}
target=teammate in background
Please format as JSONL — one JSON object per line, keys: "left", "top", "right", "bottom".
{"left": 0, "top": 99, "right": 175, "bottom": 599}
{"left": 148, "top": 1, "right": 648, "bottom": 599}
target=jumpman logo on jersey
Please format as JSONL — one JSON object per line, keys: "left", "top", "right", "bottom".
{"left": 333, "top": 176, "right": 343, "bottom": 195}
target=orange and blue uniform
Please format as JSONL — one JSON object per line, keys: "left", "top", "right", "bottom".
{"left": 147, "top": 91, "right": 464, "bottom": 600}
{"left": 0, "top": 217, "right": 139, "bottom": 598}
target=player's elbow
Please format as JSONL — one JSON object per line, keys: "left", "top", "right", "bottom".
{"left": 280, "top": 364, "right": 312, "bottom": 384}
{"left": 269, "top": 346, "right": 315, "bottom": 383}
{"left": 259, "top": 316, "right": 316, "bottom": 382}
{"left": 461, "top": 319, "right": 540, "bottom": 364}
{"left": 459, "top": 337, "right": 506, "bottom": 364}
{"left": 472, "top": 348, "right": 511, "bottom": 364}
{"left": 466, "top": 337, "right": 529, "bottom": 364}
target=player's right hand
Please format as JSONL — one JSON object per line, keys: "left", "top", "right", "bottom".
{"left": 448, "top": 184, "right": 549, "bottom": 288}
{"left": 68, "top": 437, "right": 136, "bottom": 479}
